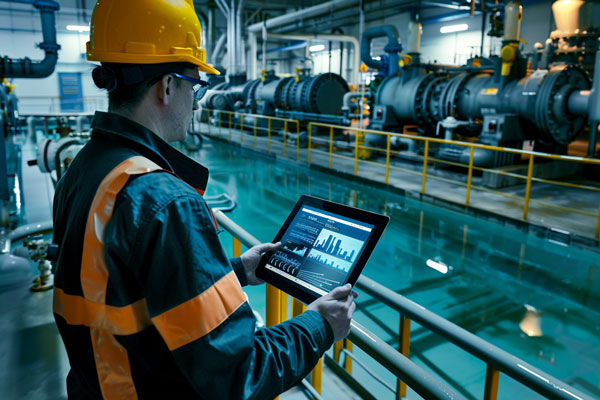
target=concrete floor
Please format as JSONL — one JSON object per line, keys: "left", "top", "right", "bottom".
{"left": 198, "top": 123, "right": 600, "bottom": 250}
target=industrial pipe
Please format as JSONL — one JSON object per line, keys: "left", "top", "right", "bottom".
{"left": 247, "top": 0, "right": 359, "bottom": 79}
{"left": 360, "top": 25, "right": 402, "bottom": 76}
{"left": 0, "top": 0, "right": 61, "bottom": 79}
{"left": 267, "top": 33, "right": 360, "bottom": 85}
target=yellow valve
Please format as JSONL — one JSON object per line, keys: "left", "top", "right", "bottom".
{"left": 360, "top": 63, "right": 369, "bottom": 73}
{"left": 2, "top": 78, "right": 15, "bottom": 94}
{"left": 471, "top": 58, "right": 482, "bottom": 67}
{"left": 501, "top": 43, "right": 518, "bottom": 76}
{"left": 261, "top": 69, "right": 267, "bottom": 82}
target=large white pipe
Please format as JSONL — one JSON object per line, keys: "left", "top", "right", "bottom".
{"left": 267, "top": 33, "right": 360, "bottom": 85}
{"left": 407, "top": 20, "right": 422, "bottom": 54}
{"left": 236, "top": 0, "right": 244, "bottom": 73}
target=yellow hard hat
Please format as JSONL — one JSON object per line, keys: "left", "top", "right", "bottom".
{"left": 86, "top": 0, "right": 219, "bottom": 74}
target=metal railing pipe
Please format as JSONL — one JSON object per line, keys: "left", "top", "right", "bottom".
{"left": 214, "top": 211, "right": 466, "bottom": 399}
{"left": 349, "top": 321, "right": 466, "bottom": 400}
{"left": 355, "top": 275, "right": 592, "bottom": 400}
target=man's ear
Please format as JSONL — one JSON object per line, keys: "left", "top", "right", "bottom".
{"left": 156, "top": 75, "right": 174, "bottom": 105}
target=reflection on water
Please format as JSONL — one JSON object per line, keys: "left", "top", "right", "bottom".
{"left": 186, "top": 139, "right": 600, "bottom": 399}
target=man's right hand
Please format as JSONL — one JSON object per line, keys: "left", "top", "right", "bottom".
{"left": 307, "top": 284, "right": 358, "bottom": 342}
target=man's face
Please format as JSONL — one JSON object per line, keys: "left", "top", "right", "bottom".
{"left": 165, "top": 67, "right": 200, "bottom": 143}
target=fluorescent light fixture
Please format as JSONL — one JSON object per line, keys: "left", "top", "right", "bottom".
{"left": 426, "top": 259, "right": 449, "bottom": 274}
{"left": 440, "top": 24, "right": 468, "bottom": 34}
{"left": 67, "top": 25, "right": 90, "bottom": 32}
{"left": 309, "top": 44, "right": 325, "bottom": 52}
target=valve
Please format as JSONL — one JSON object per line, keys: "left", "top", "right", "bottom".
{"left": 24, "top": 235, "right": 54, "bottom": 292}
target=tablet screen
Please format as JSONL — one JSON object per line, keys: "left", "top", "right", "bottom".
{"left": 263, "top": 205, "right": 375, "bottom": 296}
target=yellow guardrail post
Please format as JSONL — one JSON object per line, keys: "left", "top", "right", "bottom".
{"left": 218, "top": 112, "right": 222, "bottom": 137}
{"left": 284, "top": 120, "right": 288, "bottom": 156}
{"left": 308, "top": 123, "right": 312, "bottom": 163}
{"left": 397, "top": 316, "right": 411, "bottom": 399}
{"left": 253, "top": 118, "right": 257, "bottom": 148}
{"left": 266, "top": 284, "right": 281, "bottom": 328}
{"left": 333, "top": 340, "right": 343, "bottom": 362}
{"left": 228, "top": 112, "right": 232, "bottom": 141}
{"left": 268, "top": 118, "right": 272, "bottom": 152}
{"left": 596, "top": 201, "right": 600, "bottom": 239}
{"left": 466, "top": 146, "right": 474, "bottom": 205}
{"left": 280, "top": 292, "right": 287, "bottom": 322}
{"left": 233, "top": 237, "right": 241, "bottom": 258}
{"left": 354, "top": 130, "right": 359, "bottom": 176}
{"left": 523, "top": 155, "right": 535, "bottom": 221}
{"left": 385, "top": 134, "right": 391, "bottom": 184}
{"left": 343, "top": 339, "right": 353, "bottom": 373}
{"left": 296, "top": 121, "right": 300, "bottom": 160}
{"left": 329, "top": 126, "right": 334, "bottom": 168}
{"left": 312, "top": 358, "right": 323, "bottom": 396}
{"left": 292, "top": 298, "right": 305, "bottom": 316}
{"left": 483, "top": 365, "right": 500, "bottom": 400}
{"left": 240, "top": 114, "right": 244, "bottom": 145}
{"left": 421, "top": 140, "right": 429, "bottom": 194}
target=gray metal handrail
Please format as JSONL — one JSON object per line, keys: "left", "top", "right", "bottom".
{"left": 215, "top": 210, "right": 466, "bottom": 400}
{"left": 355, "top": 276, "right": 592, "bottom": 400}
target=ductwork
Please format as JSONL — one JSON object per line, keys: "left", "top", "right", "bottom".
{"left": 0, "top": 0, "right": 61, "bottom": 79}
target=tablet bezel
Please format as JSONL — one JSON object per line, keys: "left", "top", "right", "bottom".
{"left": 255, "top": 194, "right": 389, "bottom": 304}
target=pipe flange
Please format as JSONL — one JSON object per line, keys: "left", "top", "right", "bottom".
{"left": 535, "top": 64, "right": 590, "bottom": 145}
{"left": 303, "top": 73, "right": 349, "bottom": 115}
{"left": 416, "top": 73, "right": 446, "bottom": 130}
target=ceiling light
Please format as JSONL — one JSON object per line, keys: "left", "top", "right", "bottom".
{"left": 440, "top": 24, "right": 468, "bottom": 34}
{"left": 426, "top": 259, "right": 449, "bottom": 274}
{"left": 309, "top": 44, "right": 325, "bottom": 52}
{"left": 66, "top": 25, "right": 90, "bottom": 32}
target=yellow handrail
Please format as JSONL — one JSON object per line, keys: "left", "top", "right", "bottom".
{"left": 200, "top": 111, "right": 600, "bottom": 239}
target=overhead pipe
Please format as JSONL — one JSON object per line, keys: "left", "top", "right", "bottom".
{"left": 248, "top": 0, "right": 359, "bottom": 79}
{"left": 267, "top": 33, "right": 360, "bottom": 85}
{"left": 236, "top": 0, "right": 244, "bottom": 74}
{"left": 0, "top": 0, "right": 61, "bottom": 79}
{"left": 360, "top": 25, "right": 402, "bottom": 76}
{"left": 211, "top": 32, "right": 227, "bottom": 65}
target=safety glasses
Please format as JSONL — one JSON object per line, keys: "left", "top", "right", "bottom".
{"left": 148, "top": 73, "right": 210, "bottom": 101}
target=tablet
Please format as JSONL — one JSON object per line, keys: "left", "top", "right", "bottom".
{"left": 256, "top": 195, "right": 389, "bottom": 304}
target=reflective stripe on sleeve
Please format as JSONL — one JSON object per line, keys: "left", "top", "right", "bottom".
{"left": 53, "top": 288, "right": 152, "bottom": 336}
{"left": 151, "top": 271, "right": 247, "bottom": 351}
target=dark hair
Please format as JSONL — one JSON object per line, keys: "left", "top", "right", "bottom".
{"left": 92, "top": 62, "right": 195, "bottom": 110}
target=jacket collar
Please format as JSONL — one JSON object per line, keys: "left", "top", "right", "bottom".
{"left": 90, "top": 111, "right": 209, "bottom": 193}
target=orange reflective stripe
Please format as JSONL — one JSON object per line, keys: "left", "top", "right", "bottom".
{"left": 79, "top": 156, "right": 168, "bottom": 400}
{"left": 152, "top": 271, "right": 246, "bottom": 351}
{"left": 81, "top": 156, "right": 167, "bottom": 302}
{"left": 91, "top": 327, "right": 137, "bottom": 400}
{"left": 53, "top": 288, "right": 152, "bottom": 336}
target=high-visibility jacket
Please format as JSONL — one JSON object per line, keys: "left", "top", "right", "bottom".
{"left": 52, "top": 111, "right": 333, "bottom": 399}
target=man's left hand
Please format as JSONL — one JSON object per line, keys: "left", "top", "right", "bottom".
{"left": 241, "top": 242, "right": 281, "bottom": 285}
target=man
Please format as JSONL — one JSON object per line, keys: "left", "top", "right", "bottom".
{"left": 52, "top": 0, "right": 357, "bottom": 399}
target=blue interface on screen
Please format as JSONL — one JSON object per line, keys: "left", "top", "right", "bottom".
{"left": 265, "top": 205, "right": 374, "bottom": 296}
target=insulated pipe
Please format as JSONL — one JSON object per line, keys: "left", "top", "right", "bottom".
{"left": 407, "top": 20, "right": 422, "bottom": 54}
{"left": 0, "top": 0, "right": 60, "bottom": 78}
{"left": 342, "top": 91, "right": 371, "bottom": 113}
{"left": 267, "top": 33, "right": 360, "bottom": 85}
{"left": 360, "top": 25, "right": 402, "bottom": 76}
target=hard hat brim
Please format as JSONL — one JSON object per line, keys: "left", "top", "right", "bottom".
{"left": 87, "top": 51, "right": 220, "bottom": 75}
